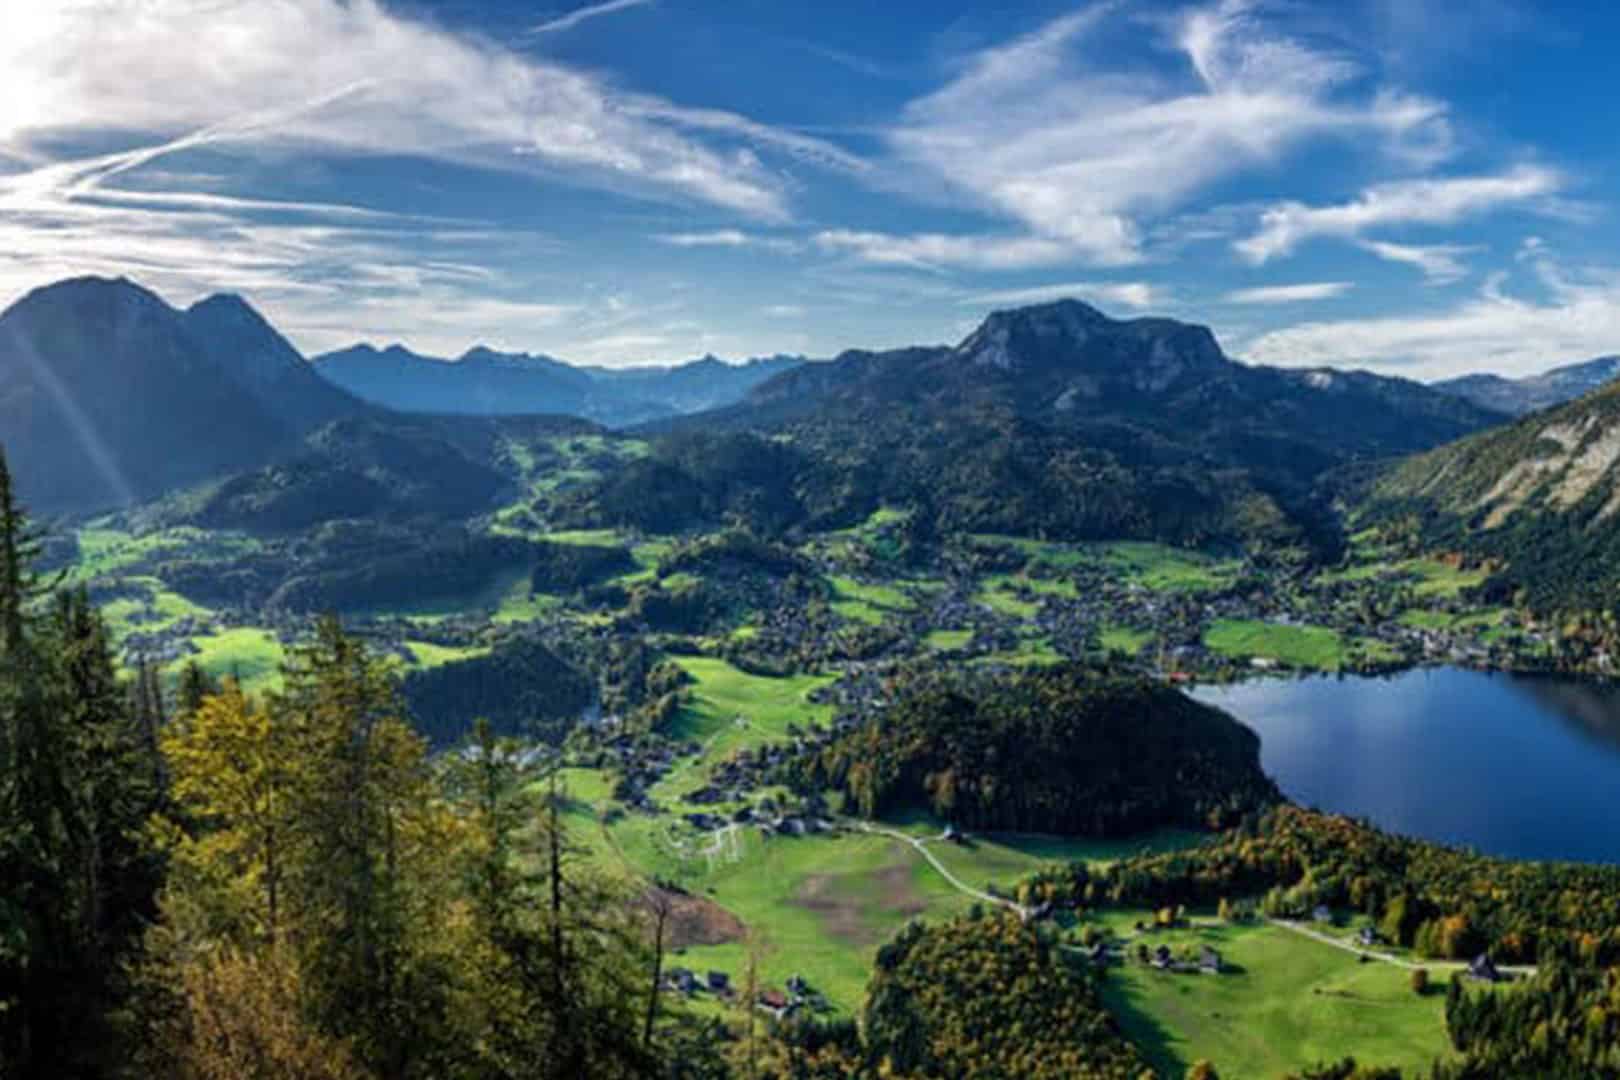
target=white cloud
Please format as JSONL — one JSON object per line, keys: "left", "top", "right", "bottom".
{"left": 0, "top": 0, "right": 879, "bottom": 364}
{"left": 1356, "top": 239, "right": 1476, "bottom": 283}
{"left": 1242, "top": 256, "right": 1620, "bottom": 379}
{"left": 883, "top": 0, "right": 1451, "bottom": 268}
{"left": 531, "top": 0, "right": 655, "bottom": 36}
{"left": 964, "top": 281, "right": 1165, "bottom": 311}
{"left": 655, "top": 230, "right": 799, "bottom": 253}
{"left": 1224, "top": 282, "right": 1353, "bottom": 304}
{"left": 813, "top": 230, "right": 1077, "bottom": 271}
{"left": 658, "top": 229, "right": 751, "bottom": 247}
{"left": 0, "top": 0, "right": 860, "bottom": 221}
{"left": 1237, "top": 166, "right": 1561, "bottom": 264}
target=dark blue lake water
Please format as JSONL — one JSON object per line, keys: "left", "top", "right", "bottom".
{"left": 1192, "top": 667, "right": 1620, "bottom": 865}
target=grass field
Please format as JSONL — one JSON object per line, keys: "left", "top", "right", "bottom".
{"left": 1096, "top": 916, "right": 1454, "bottom": 1078}
{"left": 179, "top": 627, "right": 285, "bottom": 695}
{"left": 1101, "top": 624, "right": 1154, "bottom": 656}
{"left": 1082, "top": 542, "right": 1240, "bottom": 592}
{"left": 675, "top": 830, "right": 968, "bottom": 1010}
{"left": 1205, "top": 619, "right": 1345, "bottom": 669}
{"left": 1320, "top": 551, "right": 1489, "bottom": 600}
{"left": 925, "top": 629, "right": 972, "bottom": 650}
{"left": 829, "top": 575, "right": 915, "bottom": 611}
{"left": 922, "top": 827, "right": 1202, "bottom": 895}
{"left": 980, "top": 638, "right": 1066, "bottom": 666}
{"left": 968, "top": 534, "right": 1090, "bottom": 569}
{"left": 69, "top": 525, "right": 260, "bottom": 583}
{"left": 1404, "top": 559, "right": 1490, "bottom": 598}
{"left": 983, "top": 572, "right": 1079, "bottom": 601}
{"left": 98, "top": 578, "right": 211, "bottom": 639}
{"left": 976, "top": 583, "right": 1040, "bottom": 619}
{"left": 664, "top": 658, "right": 834, "bottom": 762}
{"left": 404, "top": 641, "right": 491, "bottom": 669}
{"left": 492, "top": 575, "right": 566, "bottom": 624}
{"left": 635, "top": 825, "right": 1205, "bottom": 1013}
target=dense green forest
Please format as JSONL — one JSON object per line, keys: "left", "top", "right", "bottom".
{"left": 785, "top": 664, "right": 1280, "bottom": 836}
{"left": 837, "top": 909, "right": 1152, "bottom": 1079}
{"left": 400, "top": 637, "right": 596, "bottom": 746}
{"left": 1435, "top": 958, "right": 1620, "bottom": 1077}
{"left": 561, "top": 419, "right": 1342, "bottom": 560}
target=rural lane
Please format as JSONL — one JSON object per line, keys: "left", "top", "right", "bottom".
{"left": 1270, "top": 918, "right": 1538, "bottom": 978}
{"left": 855, "top": 822, "right": 1030, "bottom": 919}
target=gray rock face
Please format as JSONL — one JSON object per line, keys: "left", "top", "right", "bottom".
{"left": 950, "top": 300, "right": 1227, "bottom": 397}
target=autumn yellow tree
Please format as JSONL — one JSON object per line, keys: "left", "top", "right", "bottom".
{"left": 160, "top": 679, "right": 292, "bottom": 943}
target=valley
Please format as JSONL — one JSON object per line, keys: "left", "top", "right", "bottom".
{"left": 37, "top": 447, "right": 1596, "bottom": 1077}
{"left": 15, "top": 2, "right": 1620, "bottom": 1074}
{"left": 12, "top": 276, "right": 1620, "bottom": 1079}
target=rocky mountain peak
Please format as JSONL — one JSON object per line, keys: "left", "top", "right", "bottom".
{"left": 951, "top": 298, "right": 1228, "bottom": 394}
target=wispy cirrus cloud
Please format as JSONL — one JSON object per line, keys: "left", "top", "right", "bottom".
{"left": 1224, "top": 282, "right": 1354, "bottom": 304}
{"left": 855, "top": 0, "right": 1452, "bottom": 271}
{"left": 0, "top": 0, "right": 859, "bottom": 223}
{"left": 1236, "top": 166, "right": 1561, "bottom": 265}
{"left": 0, "top": 0, "right": 869, "bottom": 362}
{"left": 1356, "top": 240, "right": 1477, "bottom": 284}
{"left": 531, "top": 0, "right": 656, "bottom": 36}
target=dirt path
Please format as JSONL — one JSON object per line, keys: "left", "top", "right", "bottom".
{"left": 1270, "top": 919, "right": 1537, "bottom": 978}
{"left": 855, "top": 822, "right": 1028, "bottom": 918}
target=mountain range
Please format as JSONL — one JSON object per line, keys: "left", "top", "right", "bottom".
{"left": 588, "top": 299, "right": 1506, "bottom": 556}
{"left": 314, "top": 343, "right": 801, "bottom": 426}
{"left": 724, "top": 299, "right": 1499, "bottom": 473}
{"left": 1433, "top": 355, "right": 1620, "bottom": 417}
{"left": 0, "top": 277, "right": 367, "bottom": 512}
{"left": 0, "top": 277, "right": 797, "bottom": 514}
{"left": 0, "top": 276, "right": 1523, "bottom": 537}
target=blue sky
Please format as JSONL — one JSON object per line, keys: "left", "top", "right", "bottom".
{"left": 3, "top": 0, "right": 1619, "bottom": 377}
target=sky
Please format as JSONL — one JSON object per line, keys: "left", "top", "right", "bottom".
{"left": 3, "top": 0, "right": 1619, "bottom": 378}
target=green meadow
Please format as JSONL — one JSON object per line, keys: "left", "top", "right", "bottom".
{"left": 1095, "top": 915, "right": 1455, "bottom": 1078}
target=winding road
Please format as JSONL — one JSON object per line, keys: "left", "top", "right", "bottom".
{"left": 855, "top": 822, "right": 1030, "bottom": 919}
{"left": 1270, "top": 919, "right": 1538, "bottom": 978}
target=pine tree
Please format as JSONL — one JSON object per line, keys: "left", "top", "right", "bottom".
{"left": 0, "top": 448, "right": 161, "bottom": 1075}
{"left": 176, "top": 659, "right": 217, "bottom": 718}
{"left": 273, "top": 616, "right": 431, "bottom": 1074}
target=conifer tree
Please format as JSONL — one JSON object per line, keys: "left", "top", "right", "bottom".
{"left": 0, "top": 448, "right": 160, "bottom": 1075}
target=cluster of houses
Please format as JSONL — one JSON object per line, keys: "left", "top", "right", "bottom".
{"left": 662, "top": 967, "right": 732, "bottom": 998}
{"left": 1148, "top": 943, "right": 1225, "bottom": 975}
{"left": 661, "top": 969, "right": 818, "bottom": 1020}
{"left": 597, "top": 733, "right": 703, "bottom": 813}
{"left": 119, "top": 615, "right": 220, "bottom": 666}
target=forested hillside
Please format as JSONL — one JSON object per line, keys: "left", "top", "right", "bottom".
{"left": 786, "top": 664, "right": 1279, "bottom": 836}
{"left": 855, "top": 911, "right": 1151, "bottom": 1079}
{"left": 609, "top": 301, "right": 1502, "bottom": 559}
{"left": 1365, "top": 378, "right": 1620, "bottom": 610}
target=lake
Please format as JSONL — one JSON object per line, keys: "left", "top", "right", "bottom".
{"left": 1193, "top": 667, "right": 1620, "bottom": 865}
